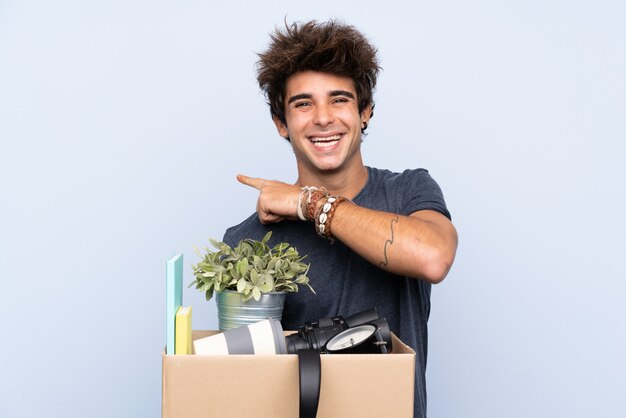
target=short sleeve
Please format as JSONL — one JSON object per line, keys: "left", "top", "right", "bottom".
{"left": 401, "top": 169, "right": 451, "bottom": 220}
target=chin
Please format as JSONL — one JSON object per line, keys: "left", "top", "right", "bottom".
{"left": 314, "top": 163, "right": 343, "bottom": 173}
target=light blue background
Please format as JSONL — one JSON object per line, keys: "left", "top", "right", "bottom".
{"left": 1, "top": 1, "right": 624, "bottom": 417}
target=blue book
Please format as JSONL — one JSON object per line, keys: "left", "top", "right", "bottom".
{"left": 166, "top": 254, "right": 183, "bottom": 355}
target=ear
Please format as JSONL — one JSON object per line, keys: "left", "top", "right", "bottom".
{"left": 272, "top": 115, "right": 289, "bottom": 139}
{"left": 360, "top": 104, "right": 373, "bottom": 129}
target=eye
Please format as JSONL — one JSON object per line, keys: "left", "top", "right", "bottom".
{"left": 293, "top": 101, "right": 312, "bottom": 108}
{"left": 332, "top": 97, "right": 352, "bottom": 105}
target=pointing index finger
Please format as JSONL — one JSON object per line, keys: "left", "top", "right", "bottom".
{"left": 237, "top": 174, "right": 265, "bottom": 191}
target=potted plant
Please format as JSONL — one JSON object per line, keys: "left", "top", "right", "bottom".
{"left": 190, "top": 231, "right": 315, "bottom": 330}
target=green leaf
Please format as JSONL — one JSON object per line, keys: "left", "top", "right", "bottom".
{"left": 283, "top": 283, "right": 297, "bottom": 292}
{"left": 290, "top": 263, "right": 307, "bottom": 273}
{"left": 197, "top": 261, "right": 215, "bottom": 271}
{"left": 239, "top": 241, "right": 254, "bottom": 258}
{"left": 267, "top": 257, "right": 278, "bottom": 270}
{"left": 258, "top": 281, "right": 273, "bottom": 293}
{"left": 253, "top": 240, "right": 270, "bottom": 257}
{"left": 252, "top": 255, "right": 265, "bottom": 270}
{"left": 261, "top": 274, "right": 274, "bottom": 290}
{"left": 192, "top": 231, "right": 314, "bottom": 301}
{"left": 272, "top": 242, "right": 289, "bottom": 253}
{"left": 250, "top": 269, "right": 260, "bottom": 285}
{"left": 209, "top": 238, "right": 226, "bottom": 251}
{"left": 236, "top": 258, "right": 249, "bottom": 278}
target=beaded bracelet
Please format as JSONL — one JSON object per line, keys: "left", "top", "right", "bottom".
{"left": 306, "top": 188, "right": 329, "bottom": 221}
{"left": 315, "top": 195, "right": 349, "bottom": 241}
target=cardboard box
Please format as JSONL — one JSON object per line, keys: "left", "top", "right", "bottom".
{"left": 162, "top": 330, "right": 415, "bottom": 418}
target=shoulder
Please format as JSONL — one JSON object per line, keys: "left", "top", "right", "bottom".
{"left": 364, "top": 166, "right": 451, "bottom": 220}
{"left": 372, "top": 166, "right": 430, "bottom": 181}
{"left": 365, "top": 166, "right": 437, "bottom": 192}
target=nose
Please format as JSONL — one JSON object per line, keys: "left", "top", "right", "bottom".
{"left": 313, "top": 104, "right": 334, "bottom": 126}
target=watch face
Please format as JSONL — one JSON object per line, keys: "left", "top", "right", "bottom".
{"left": 325, "top": 324, "right": 376, "bottom": 352}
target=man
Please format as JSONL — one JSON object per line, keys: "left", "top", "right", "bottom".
{"left": 223, "top": 20, "right": 458, "bottom": 418}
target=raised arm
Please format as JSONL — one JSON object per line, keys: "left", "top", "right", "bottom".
{"left": 237, "top": 174, "right": 458, "bottom": 283}
{"left": 330, "top": 204, "right": 457, "bottom": 283}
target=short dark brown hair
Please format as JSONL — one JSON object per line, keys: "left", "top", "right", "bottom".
{"left": 256, "top": 20, "right": 380, "bottom": 133}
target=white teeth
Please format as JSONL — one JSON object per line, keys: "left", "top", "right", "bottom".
{"left": 310, "top": 134, "right": 341, "bottom": 142}
{"left": 313, "top": 140, "right": 338, "bottom": 148}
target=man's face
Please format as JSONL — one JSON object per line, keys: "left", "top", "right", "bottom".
{"left": 274, "top": 71, "right": 371, "bottom": 175}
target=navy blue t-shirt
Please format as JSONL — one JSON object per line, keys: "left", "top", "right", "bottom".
{"left": 223, "top": 166, "right": 451, "bottom": 418}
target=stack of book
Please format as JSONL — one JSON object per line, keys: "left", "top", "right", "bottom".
{"left": 166, "top": 254, "right": 192, "bottom": 355}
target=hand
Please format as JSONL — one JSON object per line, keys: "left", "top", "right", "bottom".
{"left": 237, "top": 174, "right": 302, "bottom": 224}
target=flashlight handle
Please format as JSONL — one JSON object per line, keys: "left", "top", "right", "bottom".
{"left": 344, "top": 308, "right": 379, "bottom": 327}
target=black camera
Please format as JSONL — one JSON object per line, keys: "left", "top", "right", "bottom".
{"left": 286, "top": 308, "right": 392, "bottom": 354}
{"left": 193, "top": 308, "right": 393, "bottom": 356}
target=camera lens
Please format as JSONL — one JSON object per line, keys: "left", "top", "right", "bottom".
{"left": 286, "top": 331, "right": 311, "bottom": 353}
{"left": 194, "top": 319, "right": 287, "bottom": 355}
{"left": 286, "top": 323, "right": 349, "bottom": 353}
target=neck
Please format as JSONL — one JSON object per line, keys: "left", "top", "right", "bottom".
{"left": 295, "top": 161, "right": 368, "bottom": 199}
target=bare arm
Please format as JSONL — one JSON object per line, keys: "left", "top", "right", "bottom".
{"left": 237, "top": 174, "right": 458, "bottom": 283}
{"left": 330, "top": 204, "right": 457, "bottom": 283}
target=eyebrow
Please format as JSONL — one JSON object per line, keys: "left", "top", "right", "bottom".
{"left": 287, "top": 93, "right": 312, "bottom": 105}
{"left": 329, "top": 90, "right": 355, "bottom": 99}
{"left": 287, "top": 90, "right": 356, "bottom": 105}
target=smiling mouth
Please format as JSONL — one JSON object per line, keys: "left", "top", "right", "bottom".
{"left": 308, "top": 134, "right": 342, "bottom": 148}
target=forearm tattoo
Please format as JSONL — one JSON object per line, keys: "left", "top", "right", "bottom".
{"left": 379, "top": 216, "right": 399, "bottom": 268}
